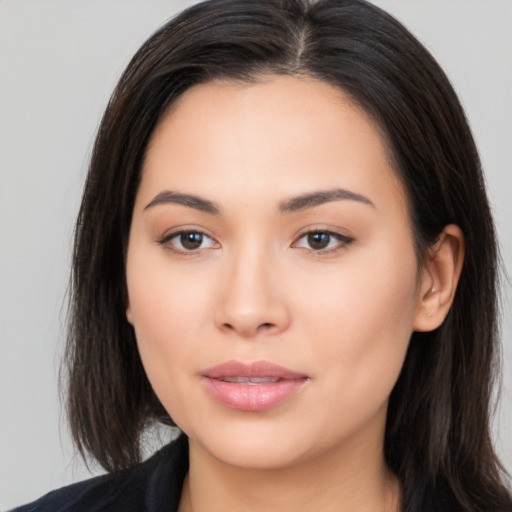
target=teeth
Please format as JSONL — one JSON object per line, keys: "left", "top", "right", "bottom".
{"left": 220, "top": 377, "right": 280, "bottom": 384}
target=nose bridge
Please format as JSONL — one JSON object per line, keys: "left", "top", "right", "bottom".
{"left": 214, "top": 238, "right": 289, "bottom": 337}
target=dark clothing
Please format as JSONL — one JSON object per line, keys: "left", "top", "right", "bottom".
{"left": 11, "top": 436, "right": 189, "bottom": 512}
{"left": 12, "top": 434, "right": 458, "bottom": 511}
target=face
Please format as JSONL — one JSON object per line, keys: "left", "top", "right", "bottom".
{"left": 126, "top": 75, "right": 426, "bottom": 471}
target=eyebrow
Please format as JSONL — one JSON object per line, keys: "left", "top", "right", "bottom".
{"left": 144, "top": 191, "right": 220, "bottom": 214}
{"left": 279, "top": 188, "right": 375, "bottom": 213}
{"left": 144, "top": 187, "right": 374, "bottom": 215}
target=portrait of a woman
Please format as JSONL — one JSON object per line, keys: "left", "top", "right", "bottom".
{"left": 6, "top": 0, "right": 512, "bottom": 511}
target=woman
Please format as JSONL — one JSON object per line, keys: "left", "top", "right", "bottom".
{"left": 12, "top": 0, "right": 512, "bottom": 511}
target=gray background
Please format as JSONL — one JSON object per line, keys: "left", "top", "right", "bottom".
{"left": 1, "top": 0, "right": 511, "bottom": 509}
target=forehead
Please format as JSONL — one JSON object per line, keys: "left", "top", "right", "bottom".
{"left": 139, "top": 75, "right": 406, "bottom": 216}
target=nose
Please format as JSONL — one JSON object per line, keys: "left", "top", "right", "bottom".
{"left": 214, "top": 246, "right": 291, "bottom": 338}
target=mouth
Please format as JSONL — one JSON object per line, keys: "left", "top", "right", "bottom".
{"left": 202, "top": 360, "right": 309, "bottom": 411}
{"left": 217, "top": 376, "right": 280, "bottom": 384}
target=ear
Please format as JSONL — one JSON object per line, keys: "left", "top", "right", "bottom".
{"left": 126, "top": 303, "right": 134, "bottom": 325}
{"left": 413, "top": 224, "right": 464, "bottom": 332}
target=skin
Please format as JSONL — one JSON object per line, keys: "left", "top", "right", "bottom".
{"left": 126, "top": 75, "right": 463, "bottom": 512}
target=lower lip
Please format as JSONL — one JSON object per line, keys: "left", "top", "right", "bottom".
{"left": 203, "top": 378, "right": 308, "bottom": 411}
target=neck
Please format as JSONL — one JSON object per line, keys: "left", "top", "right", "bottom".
{"left": 178, "top": 433, "right": 401, "bottom": 512}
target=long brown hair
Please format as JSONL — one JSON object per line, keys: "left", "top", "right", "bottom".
{"left": 65, "top": 1, "right": 512, "bottom": 510}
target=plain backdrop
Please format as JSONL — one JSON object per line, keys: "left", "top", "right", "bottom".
{"left": 1, "top": 0, "right": 511, "bottom": 509}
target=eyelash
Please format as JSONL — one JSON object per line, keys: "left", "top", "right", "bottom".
{"left": 292, "top": 230, "right": 354, "bottom": 254}
{"left": 157, "top": 230, "right": 220, "bottom": 254}
{"left": 157, "top": 229, "right": 354, "bottom": 255}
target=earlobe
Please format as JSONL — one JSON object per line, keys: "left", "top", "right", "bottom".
{"left": 126, "top": 304, "right": 134, "bottom": 325}
{"left": 413, "top": 224, "right": 464, "bottom": 332}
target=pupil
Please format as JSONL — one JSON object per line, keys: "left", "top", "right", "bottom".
{"left": 181, "top": 232, "right": 203, "bottom": 250}
{"left": 308, "top": 232, "right": 330, "bottom": 250}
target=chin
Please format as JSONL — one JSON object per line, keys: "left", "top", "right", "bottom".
{"left": 199, "top": 433, "right": 312, "bottom": 470}
{"left": 180, "top": 412, "right": 312, "bottom": 469}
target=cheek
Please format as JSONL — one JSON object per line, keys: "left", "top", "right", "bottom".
{"left": 125, "top": 244, "right": 213, "bottom": 393}
{"left": 296, "top": 238, "right": 419, "bottom": 397}
{"left": 126, "top": 265, "right": 212, "bottom": 432}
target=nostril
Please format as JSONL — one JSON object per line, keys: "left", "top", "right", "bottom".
{"left": 222, "top": 321, "right": 275, "bottom": 334}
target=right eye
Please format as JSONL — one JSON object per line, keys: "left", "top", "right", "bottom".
{"left": 158, "top": 230, "right": 219, "bottom": 253}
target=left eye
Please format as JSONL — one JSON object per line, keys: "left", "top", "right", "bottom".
{"left": 294, "top": 231, "right": 353, "bottom": 252}
{"left": 160, "top": 231, "right": 218, "bottom": 252}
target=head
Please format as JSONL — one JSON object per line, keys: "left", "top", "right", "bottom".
{"left": 66, "top": 0, "right": 509, "bottom": 510}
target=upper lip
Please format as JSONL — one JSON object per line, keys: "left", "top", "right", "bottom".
{"left": 203, "top": 360, "right": 308, "bottom": 380}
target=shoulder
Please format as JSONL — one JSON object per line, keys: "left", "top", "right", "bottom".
{"left": 10, "top": 434, "right": 188, "bottom": 512}
{"left": 423, "top": 483, "right": 512, "bottom": 512}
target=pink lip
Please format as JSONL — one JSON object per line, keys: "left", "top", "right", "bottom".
{"left": 202, "top": 360, "right": 309, "bottom": 412}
